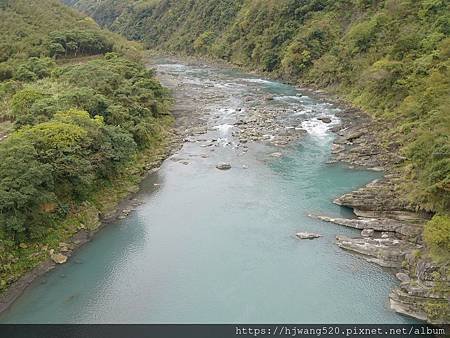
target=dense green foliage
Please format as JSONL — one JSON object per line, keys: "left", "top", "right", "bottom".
{"left": 1, "top": 53, "right": 170, "bottom": 241}
{"left": 66, "top": 0, "right": 450, "bottom": 214}
{"left": 424, "top": 215, "right": 450, "bottom": 261}
{"left": 0, "top": 0, "right": 142, "bottom": 78}
{"left": 0, "top": 0, "right": 172, "bottom": 290}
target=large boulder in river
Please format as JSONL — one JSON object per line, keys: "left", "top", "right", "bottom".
{"left": 216, "top": 162, "right": 231, "bottom": 170}
{"left": 296, "top": 232, "right": 321, "bottom": 240}
{"left": 318, "top": 116, "right": 332, "bottom": 124}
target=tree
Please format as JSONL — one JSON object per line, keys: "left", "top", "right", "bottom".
{"left": 0, "top": 136, "right": 55, "bottom": 240}
{"left": 49, "top": 42, "right": 66, "bottom": 58}
{"left": 424, "top": 215, "right": 450, "bottom": 260}
{"left": 13, "top": 57, "right": 55, "bottom": 82}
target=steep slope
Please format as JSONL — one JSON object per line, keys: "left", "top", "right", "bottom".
{"left": 0, "top": 0, "right": 173, "bottom": 299}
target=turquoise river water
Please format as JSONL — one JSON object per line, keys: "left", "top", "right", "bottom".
{"left": 0, "top": 59, "right": 416, "bottom": 324}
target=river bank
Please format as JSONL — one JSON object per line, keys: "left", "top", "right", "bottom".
{"left": 310, "top": 104, "right": 449, "bottom": 324}
{"left": 0, "top": 116, "right": 182, "bottom": 315}
{"left": 0, "top": 55, "right": 221, "bottom": 316}
{"left": 0, "top": 56, "right": 433, "bottom": 323}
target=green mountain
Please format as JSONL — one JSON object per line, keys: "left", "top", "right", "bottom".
{"left": 0, "top": 0, "right": 172, "bottom": 292}
{"left": 65, "top": 0, "right": 450, "bottom": 214}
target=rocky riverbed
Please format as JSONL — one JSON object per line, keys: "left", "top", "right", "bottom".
{"left": 1, "top": 57, "right": 442, "bottom": 324}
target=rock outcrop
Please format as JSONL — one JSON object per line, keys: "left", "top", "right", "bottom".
{"left": 320, "top": 106, "right": 448, "bottom": 323}
{"left": 310, "top": 214, "right": 423, "bottom": 238}
{"left": 335, "top": 234, "right": 417, "bottom": 268}
{"left": 333, "top": 176, "right": 419, "bottom": 219}
{"left": 296, "top": 232, "right": 321, "bottom": 240}
{"left": 331, "top": 109, "right": 404, "bottom": 170}
{"left": 323, "top": 180, "right": 448, "bottom": 323}
{"left": 389, "top": 254, "right": 450, "bottom": 324}
{"left": 231, "top": 106, "right": 307, "bottom": 146}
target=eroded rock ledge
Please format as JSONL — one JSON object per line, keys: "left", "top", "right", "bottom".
{"left": 310, "top": 215, "right": 422, "bottom": 238}
{"left": 335, "top": 234, "right": 418, "bottom": 268}
{"left": 310, "top": 212, "right": 422, "bottom": 268}
{"left": 321, "top": 107, "right": 449, "bottom": 324}
{"left": 390, "top": 253, "right": 450, "bottom": 324}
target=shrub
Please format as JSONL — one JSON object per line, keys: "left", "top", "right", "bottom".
{"left": 424, "top": 215, "right": 450, "bottom": 260}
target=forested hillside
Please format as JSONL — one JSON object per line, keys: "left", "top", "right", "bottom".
{"left": 0, "top": 0, "right": 172, "bottom": 292}
{"left": 65, "top": 0, "right": 449, "bottom": 214}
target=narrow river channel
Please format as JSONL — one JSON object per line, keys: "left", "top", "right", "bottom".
{"left": 0, "top": 58, "right": 415, "bottom": 324}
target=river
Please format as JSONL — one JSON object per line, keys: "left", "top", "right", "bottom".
{"left": 0, "top": 58, "right": 415, "bottom": 324}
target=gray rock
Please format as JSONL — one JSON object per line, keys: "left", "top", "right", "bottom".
{"left": 389, "top": 289, "right": 428, "bottom": 322}
{"left": 296, "top": 232, "right": 321, "bottom": 240}
{"left": 331, "top": 144, "right": 345, "bottom": 154}
{"left": 345, "top": 130, "right": 365, "bottom": 141}
{"left": 216, "top": 163, "right": 231, "bottom": 170}
{"left": 335, "top": 235, "right": 416, "bottom": 268}
{"left": 389, "top": 256, "right": 449, "bottom": 324}
{"left": 51, "top": 253, "right": 68, "bottom": 264}
{"left": 381, "top": 232, "right": 390, "bottom": 238}
{"left": 396, "top": 272, "right": 410, "bottom": 283}
{"left": 318, "top": 116, "right": 332, "bottom": 124}
{"left": 361, "top": 229, "right": 375, "bottom": 237}
{"left": 310, "top": 214, "right": 422, "bottom": 238}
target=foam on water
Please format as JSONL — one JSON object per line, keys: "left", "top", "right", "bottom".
{"left": 301, "top": 116, "right": 339, "bottom": 139}
{"left": 156, "top": 63, "right": 188, "bottom": 72}
{"left": 214, "top": 82, "right": 246, "bottom": 89}
{"left": 273, "top": 95, "right": 304, "bottom": 102}
{"left": 213, "top": 124, "right": 234, "bottom": 136}
{"left": 293, "top": 108, "right": 313, "bottom": 116}
{"left": 242, "top": 78, "right": 274, "bottom": 84}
